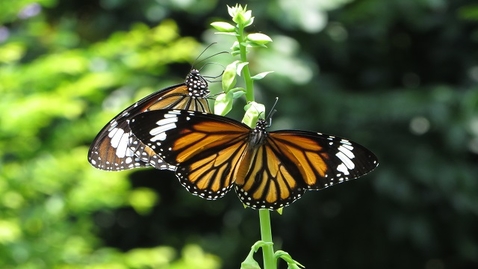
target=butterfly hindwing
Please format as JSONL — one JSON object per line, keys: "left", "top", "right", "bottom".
{"left": 234, "top": 141, "right": 307, "bottom": 209}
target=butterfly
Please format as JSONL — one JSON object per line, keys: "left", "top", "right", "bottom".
{"left": 88, "top": 69, "right": 211, "bottom": 171}
{"left": 129, "top": 109, "right": 379, "bottom": 210}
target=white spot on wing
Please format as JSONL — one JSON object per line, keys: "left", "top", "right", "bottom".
{"left": 337, "top": 163, "right": 349, "bottom": 175}
{"left": 150, "top": 122, "right": 176, "bottom": 141}
{"left": 155, "top": 116, "right": 178, "bottom": 126}
{"left": 337, "top": 144, "right": 354, "bottom": 160}
{"left": 109, "top": 128, "right": 124, "bottom": 147}
{"left": 165, "top": 110, "right": 181, "bottom": 117}
{"left": 336, "top": 151, "right": 355, "bottom": 170}
{"left": 115, "top": 131, "right": 130, "bottom": 158}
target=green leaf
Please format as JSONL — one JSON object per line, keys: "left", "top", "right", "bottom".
{"left": 458, "top": 4, "right": 478, "bottom": 21}
{"left": 231, "top": 87, "right": 246, "bottom": 99}
{"left": 251, "top": 71, "right": 274, "bottom": 80}
{"left": 236, "top": 61, "right": 249, "bottom": 75}
{"left": 214, "top": 92, "right": 234, "bottom": 116}
{"left": 275, "top": 250, "right": 305, "bottom": 269}
{"left": 128, "top": 187, "right": 158, "bottom": 215}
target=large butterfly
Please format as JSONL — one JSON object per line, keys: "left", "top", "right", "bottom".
{"left": 129, "top": 109, "right": 379, "bottom": 210}
{"left": 88, "top": 69, "right": 211, "bottom": 171}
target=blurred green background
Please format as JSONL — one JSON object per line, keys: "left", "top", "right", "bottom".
{"left": 1, "top": 0, "right": 478, "bottom": 268}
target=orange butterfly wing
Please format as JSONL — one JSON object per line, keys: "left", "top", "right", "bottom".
{"left": 130, "top": 110, "right": 250, "bottom": 199}
{"left": 130, "top": 110, "right": 378, "bottom": 210}
{"left": 88, "top": 69, "right": 210, "bottom": 171}
{"left": 235, "top": 130, "right": 378, "bottom": 209}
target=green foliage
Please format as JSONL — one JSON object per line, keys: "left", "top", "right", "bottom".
{"left": 1, "top": 0, "right": 478, "bottom": 268}
{"left": 0, "top": 1, "right": 219, "bottom": 268}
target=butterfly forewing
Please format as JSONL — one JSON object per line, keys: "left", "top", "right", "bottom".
{"left": 88, "top": 69, "right": 210, "bottom": 171}
{"left": 130, "top": 110, "right": 250, "bottom": 200}
{"left": 267, "top": 131, "right": 378, "bottom": 189}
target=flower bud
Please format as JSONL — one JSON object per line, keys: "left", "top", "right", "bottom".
{"left": 247, "top": 33, "right": 272, "bottom": 46}
{"left": 214, "top": 92, "right": 234, "bottom": 116}
{"left": 222, "top": 61, "right": 238, "bottom": 92}
{"left": 210, "top": 21, "right": 236, "bottom": 32}
{"left": 228, "top": 5, "right": 254, "bottom": 27}
{"left": 242, "top": 102, "right": 265, "bottom": 128}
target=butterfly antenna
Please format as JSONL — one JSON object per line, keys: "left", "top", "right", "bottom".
{"left": 266, "top": 97, "right": 279, "bottom": 119}
{"left": 200, "top": 62, "right": 224, "bottom": 81}
{"left": 191, "top": 42, "right": 217, "bottom": 68}
{"left": 192, "top": 43, "right": 229, "bottom": 69}
{"left": 264, "top": 97, "right": 279, "bottom": 126}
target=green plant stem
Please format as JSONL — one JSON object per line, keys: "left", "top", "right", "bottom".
{"left": 236, "top": 17, "right": 275, "bottom": 269}
{"left": 259, "top": 209, "right": 276, "bottom": 269}
{"left": 237, "top": 24, "right": 255, "bottom": 102}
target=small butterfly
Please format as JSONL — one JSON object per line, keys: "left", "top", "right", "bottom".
{"left": 88, "top": 69, "right": 211, "bottom": 171}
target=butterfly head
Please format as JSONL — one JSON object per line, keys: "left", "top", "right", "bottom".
{"left": 186, "top": 69, "right": 210, "bottom": 98}
{"left": 249, "top": 118, "right": 269, "bottom": 146}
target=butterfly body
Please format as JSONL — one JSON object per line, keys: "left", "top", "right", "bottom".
{"left": 130, "top": 109, "right": 378, "bottom": 210}
{"left": 88, "top": 69, "right": 210, "bottom": 171}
